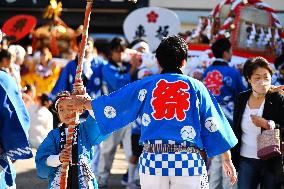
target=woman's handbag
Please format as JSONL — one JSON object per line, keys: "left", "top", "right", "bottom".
{"left": 257, "top": 129, "right": 282, "bottom": 160}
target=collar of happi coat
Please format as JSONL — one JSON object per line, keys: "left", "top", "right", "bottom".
{"left": 161, "top": 67, "right": 183, "bottom": 74}
{"left": 58, "top": 124, "right": 95, "bottom": 188}
{"left": 212, "top": 58, "right": 229, "bottom": 66}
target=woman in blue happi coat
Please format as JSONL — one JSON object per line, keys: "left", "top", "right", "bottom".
{"left": 35, "top": 91, "right": 108, "bottom": 189}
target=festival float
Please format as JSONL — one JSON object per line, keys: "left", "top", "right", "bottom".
{"left": 32, "top": 0, "right": 79, "bottom": 57}
{"left": 187, "top": 0, "right": 284, "bottom": 66}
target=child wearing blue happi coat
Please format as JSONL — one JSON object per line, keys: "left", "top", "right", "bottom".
{"left": 35, "top": 91, "right": 108, "bottom": 189}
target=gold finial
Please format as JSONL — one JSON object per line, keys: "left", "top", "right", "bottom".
{"left": 43, "top": 0, "right": 63, "bottom": 19}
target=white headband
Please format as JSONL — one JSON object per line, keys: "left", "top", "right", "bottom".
{"left": 54, "top": 97, "right": 70, "bottom": 111}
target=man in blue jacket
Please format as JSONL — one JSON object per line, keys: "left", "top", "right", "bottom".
{"left": 97, "top": 37, "right": 138, "bottom": 188}
{"left": 62, "top": 35, "right": 238, "bottom": 189}
{"left": 0, "top": 49, "right": 32, "bottom": 188}
{"left": 203, "top": 37, "right": 245, "bottom": 189}
{"left": 51, "top": 38, "right": 105, "bottom": 99}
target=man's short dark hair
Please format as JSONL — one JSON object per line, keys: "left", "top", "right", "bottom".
{"left": 0, "top": 49, "right": 11, "bottom": 62}
{"left": 156, "top": 35, "right": 188, "bottom": 69}
{"left": 109, "top": 37, "right": 127, "bottom": 52}
{"left": 211, "top": 38, "right": 231, "bottom": 58}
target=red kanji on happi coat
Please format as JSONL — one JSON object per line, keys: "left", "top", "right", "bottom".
{"left": 203, "top": 70, "right": 223, "bottom": 96}
{"left": 151, "top": 79, "right": 190, "bottom": 121}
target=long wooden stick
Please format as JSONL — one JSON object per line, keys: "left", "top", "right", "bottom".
{"left": 74, "top": 0, "right": 93, "bottom": 89}
{"left": 59, "top": 1, "right": 93, "bottom": 188}
{"left": 59, "top": 125, "right": 76, "bottom": 189}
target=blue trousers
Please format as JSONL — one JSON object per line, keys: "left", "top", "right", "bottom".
{"left": 238, "top": 156, "right": 281, "bottom": 189}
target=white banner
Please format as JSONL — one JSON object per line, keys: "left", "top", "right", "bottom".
{"left": 123, "top": 7, "right": 181, "bottom": 52}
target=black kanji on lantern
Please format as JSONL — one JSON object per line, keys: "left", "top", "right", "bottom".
{"left": 10, "top": 18, "right": 27, "bottom": 33}
{"left": 134, "top": 25, "right": 146, "bottom": 39}
{"left": 156, "top": 25, "right": 169, "bottom": 40}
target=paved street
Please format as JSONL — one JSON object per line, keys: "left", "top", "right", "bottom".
{"left": 15, "top": 147, "right": 128, "bottom": 189}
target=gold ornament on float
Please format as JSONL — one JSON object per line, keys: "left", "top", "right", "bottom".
{"left": 43, "top": 0, "right": 63, "bottom": 19}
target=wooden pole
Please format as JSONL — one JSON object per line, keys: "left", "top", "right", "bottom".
{"left": 74, "top": 0, "right": 93, "bottom": 93}
{"left": 59, "top": 1, "right": 93, "bottom": 188}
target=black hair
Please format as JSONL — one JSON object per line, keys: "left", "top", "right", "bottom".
{"left": 0, "top": 49, "right": 11, "bottom": 62}
{"left": 76, "top": 35, "right": 94, "bottom": 46}
{"left": 211, "top": 37, "right": 231, "bottom": 58}
{"left": 39, "top": 46, "right": 50, "bottom": 53}
{"left": 22, "top": 84, "right": 33, "bottom": 94}
{"left": 39, "top": 93, "right": 50, "bottom": 107}
{"left": 109, "top": 37, "right": 127, "bottom": 52}
{"left": 51, "top": 91, "right": 71, "bottom": 113}
{"left": 155, "top": 35, "right": 188, "bottom": 69}
{"left": 48, "top": 91, "right": 71, "bottom": 129}
{"left": 243, "top": 57, "right": 273, "bottom": 82}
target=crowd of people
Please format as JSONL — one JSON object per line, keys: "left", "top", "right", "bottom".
{"left": 0, "top": 33, "right": 284, "bottom": 189}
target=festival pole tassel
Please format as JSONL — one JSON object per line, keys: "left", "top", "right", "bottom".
{"left": 59, "top": 1, "right": 93, "bottom": 189}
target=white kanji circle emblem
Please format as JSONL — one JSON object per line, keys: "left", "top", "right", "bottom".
{"left": 138, "top": 89, "right": 147, "bottom": 102}
{"left": 180, "top": 126, "right": 196, "bottom": 141}
{"left": 142, "top": 113, "right": 151, "bottom": 126}
{"left": 94, "top": 77, "right": 101, "bottom": 86}
{"left": 104, "top": 106, "right": 116, "bottom": 118}
{"left": 205, "top": 117, "right": 219, "bottom": 132}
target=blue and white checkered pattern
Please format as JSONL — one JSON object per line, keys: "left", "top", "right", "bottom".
{"left": 139, "top": 140, "right": 207, "bottom": 176}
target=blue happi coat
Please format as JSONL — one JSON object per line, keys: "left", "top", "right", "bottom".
{"left": 91, "top": 73, "right": 237, "bottom": 159}
{"left": 0, "top": 71, "right": 32, "bottom": 188}
{"left": 203, "top": 61, "right": 246, "bottom": 124}
{"left": 101, "top": 60, "right": 132, "bottom": 94}
{"left": 51, "top": 57, "right": 105, "bottom": 99}
{"left": 35, "top": 115, "right": 107, "bottom": 189}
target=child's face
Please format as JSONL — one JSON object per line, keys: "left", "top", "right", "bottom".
{"left": 57, "top": 100, "right": 80, "bottom": 125}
